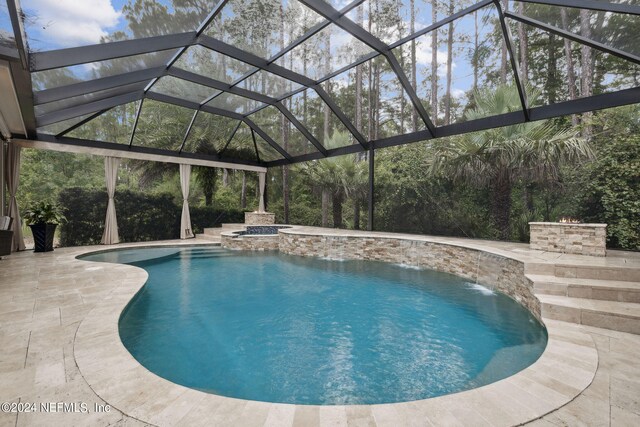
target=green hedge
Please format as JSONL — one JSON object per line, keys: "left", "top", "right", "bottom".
{"left": 58, "top": 187, "right": 244, "bottom": 247}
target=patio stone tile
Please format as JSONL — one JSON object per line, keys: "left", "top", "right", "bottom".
{"left": 233, "top": 400, "right": 272, "bottom": 427}
{"left": 519, "top": 419, "right": 558, "bottom": 427}
{"left": 491, "top": 380, "right": 559, "bottom": 417}
{"left": 458, "top": 389, "right": 523, "bottom": 426}
{"left": 437, "top": 395, "right": 493, "bottom": 426}
{"left": 147, "top": 389, "right": 206, "bottom": 426}
{"left": 343, "top": 405, "right": 378, "bottom": 427}
{"left": 178, "top": 395, "right": 246, "bottom": 426}
{"left": 609, "top": 334, "right": 640, "bottom": 356}
{"left": 581, "top": 368, "right": 611, "bottom": 403}
{"left": 0, "top": 300, "right": 35, "bottom": 315}
{"left": 0, "top": 308, "right": 33, "bottom": 325}
{"left": 603, "top": 352, "right": 640, "bottom": 378}
{"left": 524, "top": 363, "right": 591, "bottom": 394}
{"left": 610, "top": 376, "right": 640, "bottom": 415}
{"left": 371, "top": 404, "right": 414, "bottom": 427}
{"left": 610, "top": 405, "right": 640, "bottom": 426}
{"left": 0, "top": 369, "right": 37, "bottom": 402}
{"left": 293, "top": 405, "right": 320, "bottom": 427}
{"left": 318, "top": 405, "right": 348, "bottom": 427}
{"left": 407, "top": 399, "right": 462, "bottom": 426}
{"left": 512, "top": 373, "right": 573, "bottom": 406}
{"left": 263, "top": 403, "right": 296, "bottom": 427}
{"left": 0, "top": 399, "right": 18, "bottom": 427}
{"left": 543, "top": 394, "right": 610, "bottom": 427}
{"left": 125, "top": 380, "right": 188, "bottom": 421}
{"left": 108, "top": 416, "right": 155, "bottom": 426}
{"left": 0, "top": 349, "right": 27, "bottom": 373}
{"left": 480, "top": 386, "right": 541, "bottom": 422}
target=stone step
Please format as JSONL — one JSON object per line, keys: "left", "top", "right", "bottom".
{"left": 202, "top": 224, "right": 246, "bottom": 236}
{"left": 537, "top": 294, "right": 640, "bottom": 335}
{"left": 195, "top": 233, "right": 221, "bottom": 241}
{"left": 526, "top": 262, "right": 640, "bottom": 282}
{"left": 178, "top": 252, "right": 234, "bottom": 259}
{"left": 552, "top": 263, "right": 640, "bottom": 282}
{"left": 529, "top": 274, "right": 640, "bottom": 303}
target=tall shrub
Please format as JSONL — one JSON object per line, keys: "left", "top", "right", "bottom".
{"left": 58, "top": 188, "right": 243, "bottom": 246}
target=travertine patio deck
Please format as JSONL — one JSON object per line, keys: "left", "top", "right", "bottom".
{"left": 0, "top": 232, "right": 638, "bottom": 426}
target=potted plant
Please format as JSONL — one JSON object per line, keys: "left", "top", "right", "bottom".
{"left": 23, "top": 202, "right": 66, "bottom": 252}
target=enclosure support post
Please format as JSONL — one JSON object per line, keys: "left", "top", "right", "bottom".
{"left": 368, "top": 145, "right": 374, "bottom": 232}
{"left": 0, "top": 140, "right": 5, "bottom": 216}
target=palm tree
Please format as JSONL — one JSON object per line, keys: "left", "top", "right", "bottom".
{"left": 299, "top": 132, "right": 367, "bottom": 228}
{"left": 428, "top": 85, "right": 593, "bottom": 240}
{"left": 193, "top": 139, "right": 218, "bottom": 206}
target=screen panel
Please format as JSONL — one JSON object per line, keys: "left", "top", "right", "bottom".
{"left": 66, "top": 101, "right": 141, "bottom": 144}
{"left": 150, "top": 76, "right": 220, "bottom": 104}
{"left": 181, "top": 111, "right": 240, "bottom": 154}
{"left": 22, "top": 0, "right": 209, "bottom": 52}
{"left": 131, "top": 99, "right": 194, "bottom": 151}
{"left": 203, "top": 0, "right": 324, "bottom": 60}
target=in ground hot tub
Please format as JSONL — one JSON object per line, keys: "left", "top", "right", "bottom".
{"left": 236, "top": 225, "right": 292, "bottom": 236}
{"left": 221, "top": 225, "right": 292, "bottom": 250}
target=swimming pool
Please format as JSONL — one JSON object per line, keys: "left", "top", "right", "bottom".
{"left": 81, "top": 246, "right": 547, "bottom": 405}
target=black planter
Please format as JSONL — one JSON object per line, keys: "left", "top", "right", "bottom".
{"left": 29, "top": 223, "right": 57, "bottom": 252}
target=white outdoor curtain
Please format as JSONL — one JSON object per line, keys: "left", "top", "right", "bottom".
{"left": 5, "top": 143, "right": 25, "bottom": 251}
{"left": 101, "top": 157, "right": 119, "bottom": 244}
{"left": 180, "top": 164, "right": 194, "bottom": 239}
{"left": 258, "top": 172, "right": 266, "bottom": 213}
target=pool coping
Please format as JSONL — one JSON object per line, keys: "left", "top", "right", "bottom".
{"left": 73, "top": 232, "right": 598, "bottom": 426}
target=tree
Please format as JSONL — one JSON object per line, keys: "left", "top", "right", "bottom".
{"left": 431, "top": 0, "right": 438, "bottom": 125}
{"left": 428, "top": 85, "right": 593, "bottom": 239}
{"left": 577, "top": 106, "right": 640, "bottom": 250}
{"left": 298, "top": 132, "right": 367, "bottom": 228}
{"left": 280, "top": 4, "right": 290, "bottom": 223}
{"left": 193, "top": 139, "right": 218, "bottom": 206}
{"left": 560, "top": 7, "right": 578, "bottom": 126}
{"left": 444, "top": 0, "right": 454, "bottom": 125}
{"left": 410, "top": 0, "right": 418, "bottom": 132}
{"left": 500, "top": 0, "right": 508, "bottom": 84}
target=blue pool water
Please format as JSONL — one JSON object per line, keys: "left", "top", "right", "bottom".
{"left": 81, "top": 246, "right": 547, "bottom": 405}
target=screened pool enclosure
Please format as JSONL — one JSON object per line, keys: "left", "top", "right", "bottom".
{"left": 0, "top": 0, "right": 637, "bottom": 239}
{"left": 0, "top": 0, "right": 637, "bottom": 165}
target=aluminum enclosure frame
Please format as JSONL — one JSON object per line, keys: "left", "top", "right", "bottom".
{"left": 2, "top": 0, "right": 638, "bottom": 168}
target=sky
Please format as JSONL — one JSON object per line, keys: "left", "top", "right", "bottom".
{"left": 16, "top": 0, "right": 560, "bottom": 117}
{"left": 22, "top": 0, "right": 128, "bottom": 50}
{"left": 17, "top": 0, "right": 506, "bottom": 114}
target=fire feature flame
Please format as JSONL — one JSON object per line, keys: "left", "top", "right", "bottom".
{"left": 558, "top": 217, "right": 581, "bottom": 224}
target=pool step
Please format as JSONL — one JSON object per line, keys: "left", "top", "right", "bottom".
{"left": 178, "top": 248, "right": 232, "bottom": 259}
{"left": 537, "top": 294, "right": 640, "bottom": 335}
{"left": 194, "top": 233, "right": 221, "bottom": 242}
{"left": 529, "top": 274, "right": 640, "bottom": 303}
{"left": 179, "top": 254, "right": 235, "bottom": 260}
{"left": 202, "top": 224, "right": 246, "bottom": 237}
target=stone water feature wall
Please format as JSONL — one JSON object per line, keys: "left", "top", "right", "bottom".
{"left": 529, "top": 222, "right": 607, "bottom": 257}
{"left": 221, "top": 233, "right": 280, "bottom": 251}
{"left": 279, "top": 232, "right": 541, "bottom": 320}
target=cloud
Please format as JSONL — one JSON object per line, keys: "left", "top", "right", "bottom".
{"left": 23, "top": 0, "right": 121, "bottom": 47}
{"left": 452, "top": 88, "right": 466, "bottom": 98}
{"left": 413, "top": 38, "right": 453, "bottom": 78}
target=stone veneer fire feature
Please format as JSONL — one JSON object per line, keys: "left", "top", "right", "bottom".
{"left": 529, "top": 222, "right": 607, "bottom": 257}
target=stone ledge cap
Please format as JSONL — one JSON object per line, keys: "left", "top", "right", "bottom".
{"left": 529, "top": 222, "right": 607, "bottom": 228}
